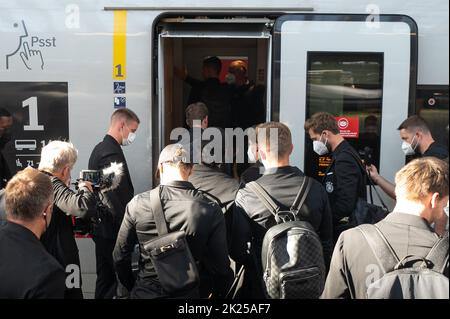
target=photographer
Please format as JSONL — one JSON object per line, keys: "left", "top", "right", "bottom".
{"left": 39, "top": 141, "right": 97, "bottom": 299}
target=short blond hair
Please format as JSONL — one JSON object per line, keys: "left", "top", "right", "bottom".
{"left": 395, "top": 157, "right": 449, "bottom": 202}
{"left": 38, "top": 141, "right": 78, "bottom": 173}
{"left": 5, "top": 167, "right": 53, "bottom": 221}
{"left": 257, "top": 122, "right": 292, "bottom": 159}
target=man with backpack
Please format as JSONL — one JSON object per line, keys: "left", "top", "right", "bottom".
{"left": 231, "top": 122, "right": 333, "bottom": 298}
{"left": 113, "top": 143, "right": 233, "bottom": 298}
{"left": 322, "top": 157, "right": 449, "bottom": 299}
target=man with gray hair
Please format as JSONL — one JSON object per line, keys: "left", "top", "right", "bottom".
{"left": 0, "top": 167, "right": 65, "bottom": 298}
{"left": 39, "top": 140, "right": 96, "bottom": 299}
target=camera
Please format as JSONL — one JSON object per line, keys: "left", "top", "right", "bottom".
{"left": 80, "top": 170, "right": 102, "bottom": 187}
{"left": 73, "top": 162, "right": 124, "bottom": 237}
{"left": 78, "top": 162, "right": 124, "bottom": 190}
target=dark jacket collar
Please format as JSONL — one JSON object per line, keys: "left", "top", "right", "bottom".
{"left": 4, "top": 221, "right": 40, "bottom": 241}
{"left": 263, "top": 165, "right": 303, "bottom": 176}
{"left": 161, "top": 180, "right": 195, "bottom": 189}
{"left": 332, "top": 139, "right": 351, "bottom": 157}
{"left": 384, "top": 212, "right": 435, "bottom": 232}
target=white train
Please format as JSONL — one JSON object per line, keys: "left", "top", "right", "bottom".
{"left": 1, "top": 0, "right": 448, "bottom": 298}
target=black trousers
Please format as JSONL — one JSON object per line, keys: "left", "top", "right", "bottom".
{"left": 93, "top": 236, "right": 117, "bottom": 299}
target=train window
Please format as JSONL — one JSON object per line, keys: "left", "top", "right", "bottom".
{"left": 416, "top": 86, "right": 449, "bottom": 150}
{"left": 304, "top": 52, "right": 384, "bottom": 179}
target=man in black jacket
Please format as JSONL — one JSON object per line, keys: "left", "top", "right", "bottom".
{"left": 89, "top": 108, "right": 140, "bottom": 299}
{"left": 322, "top": 157, "right": 449, "bottom": 299}
{"left": 0, "top": 167, "right": 65, "bottom": 299}
{"left": 113, "top": 143, "right": 233, "bottom": 299}
{"left": 232, "top": 122, "right": 333, "bottom": 298}
{"left": 39, "top": 141, "right": 96, "bottom": 299}
{"left": 175, "top": 57, "right": 232, "bottom": 129}
{"left": 305, "top": 112, "right": 366, "bottom": 241}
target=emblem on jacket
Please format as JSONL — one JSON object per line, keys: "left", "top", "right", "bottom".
{"left": 326, "top": 181, "right": 334, "bottom": 193}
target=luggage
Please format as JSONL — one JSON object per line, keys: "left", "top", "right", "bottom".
{"left": 359, "top": 224, "right": 449, "bottom": 299}
{"left": 143, "top": 188, "right": 200, "bottom": 298}
{"left": 247, "top": 176, "right": 326, "bottom": 299}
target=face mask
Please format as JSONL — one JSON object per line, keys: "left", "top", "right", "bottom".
{"left": 401, "top": 134, "right": 418, "bottom": 156}
{"left": 121, "top": 125, "right": 136, "bottom": 146}
{"left": 247, "top": 146, "right": 257, "bottom": 163}
{"left": 225, "top": 73, "right": 236, "bottom": 85}
{"left": 313, "top": 134, "right": 329, "bottom": 156}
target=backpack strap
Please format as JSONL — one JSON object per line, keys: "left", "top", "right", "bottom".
{"left": 290, "top": 176, "right": 312, "bottom": 215}
{"left": 246, "top": 182, "right": 280, "bottom": 217}
{"left": 150, "top": 187, "right": 169, "bottom": 236}
{"left": 423, "top": 231, "right": 449, "bottom": 274}
{"left": 357, "top": 224, "right": 400, "bottom": 274}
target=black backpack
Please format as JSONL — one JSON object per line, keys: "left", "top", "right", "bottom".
{"left": 247, "top": 176, "right": 326, "bottom": 299}
{"left": 359, "top": 224, "right": 449, "bottom": 299}
{"left": 142, "top": 188, "right": 200, "bottom": 298}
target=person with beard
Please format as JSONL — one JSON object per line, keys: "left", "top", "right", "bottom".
{"left": 0, "top": 108, "right": 13, "bottom": 189}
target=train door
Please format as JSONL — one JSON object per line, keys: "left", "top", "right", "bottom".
{"left": 153, "top": 18, "right": 272, "bottom": 180}
{"left": 272, "top": 14, "right": 418, "bottom": 208}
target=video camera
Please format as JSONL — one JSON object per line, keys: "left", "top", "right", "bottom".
{"left": 73, "top": 162, "right": 124, "bottom": 237}
{"left": 77, "top": 162, "right": 124, "bottom": 191}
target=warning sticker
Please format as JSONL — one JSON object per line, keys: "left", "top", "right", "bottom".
{"left": 336, "top": 116, "right": 359, "bottom": 139}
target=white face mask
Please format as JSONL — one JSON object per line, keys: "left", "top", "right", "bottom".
{"left": 247, "top": 146, "right": 257, "bottom": 163}
{"left": 122, "top": 126, "right": 136, "bottom": 146}
{"left": 313, "top": 134, "right": 329, "bottom": 156}
{"left": 225, "top": 73, "right": 236, "bottom": 85}
{"left": 401, "top": 134, "right": 418, "bottom": 156}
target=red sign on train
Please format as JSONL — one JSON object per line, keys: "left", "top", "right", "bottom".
{"left": 336, "top": 116, "right": 359, "bottom": 139}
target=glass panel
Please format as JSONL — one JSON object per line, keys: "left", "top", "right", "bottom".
{"left": 416, "top": 86, "right": 449, "bottom": 150}
{"left": 304, "top": 52, "right": 384, "bottom": 180}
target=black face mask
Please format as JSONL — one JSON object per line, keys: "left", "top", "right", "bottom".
{"left": 0, "top": 132, "right": 11, "bottom": 149}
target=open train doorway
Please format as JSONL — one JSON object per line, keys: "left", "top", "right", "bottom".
{"left": 153, "top": 17, "right": 272, "bottom": 178}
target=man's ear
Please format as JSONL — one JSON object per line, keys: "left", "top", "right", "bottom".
{"left": 431, "top": 192, "right": 441, "bottom": 209}
{"left": 62, "top": 166, "right": 70, "bottom": 178}
{"left": 159, "top": 163, "right": 164, "bottom": 176}
{"left": 288, "top": 143, "right": 294, "bottom": 156}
